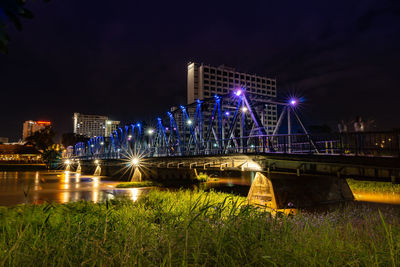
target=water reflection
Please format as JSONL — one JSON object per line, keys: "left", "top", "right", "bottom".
{"left": 1, "top": 171, "right": 399, "bottom": 207}
{"left": 0, "top": 171, "right": 137, "bottom": 206}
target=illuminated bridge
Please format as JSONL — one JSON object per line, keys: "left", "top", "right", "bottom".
{"left": 69, "top": 90, "right": 400, "bottom": 208}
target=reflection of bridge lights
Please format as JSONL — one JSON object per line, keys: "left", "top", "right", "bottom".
{"left": 241, "top": 107, "right": 248, "bottom": 112}
{"left": 187, "top": 119, "right": 192, "bottom": 125}
{"left": 128, "top": 188, "right": 140, "bottom": 202}
{"left": 92, "top": 177, "right": 99, "bottom": 188}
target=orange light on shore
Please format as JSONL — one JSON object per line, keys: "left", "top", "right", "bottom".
{"left": 37, "top": 121, "right": 51, "bottom": 125}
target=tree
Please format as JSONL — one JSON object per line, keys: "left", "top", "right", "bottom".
{"left": 25, "top": 125, "right": 55, "bottom": 152}
{"left": 61, "top": 133, "right": 89, "bottom": 148}
{"left": 25, "top": 126, "right": 62, "bottom": 165}
{"left": 0, "top": 0, "right": 50, "bottom": 54}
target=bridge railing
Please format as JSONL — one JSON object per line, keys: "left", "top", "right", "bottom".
{"left": 72, "top": 131, "right": 399, "bottom": 159}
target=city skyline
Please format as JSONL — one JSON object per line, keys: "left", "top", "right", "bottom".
{"left": 1, "top": 1, "right": 400, "bottom": 141}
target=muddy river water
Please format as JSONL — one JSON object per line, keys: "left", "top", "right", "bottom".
{"left": 0, "top": 171, "right": 399, "bottom": 206}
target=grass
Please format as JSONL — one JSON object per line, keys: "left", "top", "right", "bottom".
{"left": 0, "top": 190, "right": 399, "bottom": 266}
{"left": 116, "top": 181, "right": 161, "bottom": 188}
{"left": 195, "top": 172, "right": 209, "bottom": 182}
{"left": 347, "top": 179, "right": 400, "bottom": 193}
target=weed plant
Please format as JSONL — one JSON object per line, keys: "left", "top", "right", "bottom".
{"left": 0, "top": 190, "right": 399, "bottom": 266}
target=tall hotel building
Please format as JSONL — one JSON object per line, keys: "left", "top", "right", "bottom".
{"left": 73, "top": 113, "right": 120, "bottom": 138}
{"left": 187, "top": 62, "right": 277, "bottom": 134}
{"left": 22, "top": 120, "right": 51, "bottom": 140}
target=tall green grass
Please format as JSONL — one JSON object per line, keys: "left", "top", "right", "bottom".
{"left": 0, "top": 190, "right": 399, "bottom": 266}
{"left": 347, "top": 179, "right": 400, "bottom": 193}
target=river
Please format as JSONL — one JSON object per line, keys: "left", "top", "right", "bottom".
{"left": 0, "top": 171, "right": 399, "bottom": 206}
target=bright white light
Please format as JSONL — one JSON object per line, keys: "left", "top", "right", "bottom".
{"left": 187, "top": 119, "right": 192, "bottom": 125}
{"left": 225, "top": 112, "right": 230, "bottom": 116}
{"left": 94, "top": 160, "right": 99, "bottom": 165}
{"left": 100, "top": 142, "right": 104, "bottom": 145}
{"left": 235, "top": 89, "right": 242, "bottom": 96}
{"left": 131, "top": 158, "right": 139, "bottom": 166}
{"left": 241, "top": 107, "right": 248, "bottom": 112}
{"left": 147, "top": 129, "right": 154, "bottom": 135}
{"left": 90, "top": 144, "right": 94, "bottom": 147}
{"left": 107, "top": 121, "right": 112, "bottom": 125}
{"left": 64, "top": 159, "right": 71, "bottom": 165}
{"left": 289, "top": 99, "right": 297, "bottom": 106}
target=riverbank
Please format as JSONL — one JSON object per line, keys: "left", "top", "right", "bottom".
{"left": 0, "top": 189, "right": 399, "bottom": 266}
{"left": 0, "top": 163, "right": 47, "bottom": 171}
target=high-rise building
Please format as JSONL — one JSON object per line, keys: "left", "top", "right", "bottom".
{"left": 187, "top": 62, "right": 278, "bottom": 134}
{"left": 22, "top": 120, "right": 51, "bottom": 140}
{"left": 105, "top": 120, "right": 120, "bottom": 137}
{"left": 73, "top": 113, "right": 120, "bottom": 138}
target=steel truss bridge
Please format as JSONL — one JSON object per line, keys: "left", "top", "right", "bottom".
{"left": 73, "top": 91, "right": 324, "bottom": 159}
{"left": 73, "top": 90, "right": 399, "bottom": 160}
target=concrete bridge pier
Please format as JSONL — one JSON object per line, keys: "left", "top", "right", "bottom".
{"left": 247, "top": 172, "right": 354, "bottom": 209}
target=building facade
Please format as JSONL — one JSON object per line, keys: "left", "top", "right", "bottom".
{"left": 22, "top": 120, "right": 51, "bottom": 140}
{"left": 73, "top": 113, "right": 120, "bottom": 138}
{"left": 187, "top": 62, "right": 278, "bottom": 134}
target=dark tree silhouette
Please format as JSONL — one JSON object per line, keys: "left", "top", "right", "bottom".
{"left": 0, "top": 0, "right": 50, "bottom": 54}
{"left": 61, "top": 133, "right": 89, "bottom": 148}
{"left": 25, "top": 126, "right": 55, "bottom": 152}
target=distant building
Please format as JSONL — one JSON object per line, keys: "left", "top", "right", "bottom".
{"left": 187, "top": 62, "right": 278, "bottom": 134}
{"left": 22, "top": 120, "right": 51, "bottom": 140}
{"left": 105, "top": 120, "right": 120, "bottom": 137}
{"left": 73, "top": 113, "right": 120, "bottom": 137}
{"left": 0, "top": 143, "right": 42, "bottom": 162}
{"left": 0, "top": 137, "right": 8, "bottom": 144}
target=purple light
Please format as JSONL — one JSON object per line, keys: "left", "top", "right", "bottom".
{"left": 235, "top": 89, "right": 242, "bottom": 96}
{"left": 225, "top": 112, "right": 230, "bottom": 116}
{"left": 290, "top": 99, "right": 297, "bottom": 106}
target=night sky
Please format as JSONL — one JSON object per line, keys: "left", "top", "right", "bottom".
{"left": 1, "top": 0, "right": 400, "bottom": 141}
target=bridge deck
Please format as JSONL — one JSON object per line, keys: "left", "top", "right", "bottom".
{"left": 78, "top": 153, "right": 400, "bottom": 181}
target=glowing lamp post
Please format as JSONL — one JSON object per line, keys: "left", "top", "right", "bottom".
{"left": 131, "top": 157, "right": 139, "bottom": 167}
{"left": 147, "top": 129, "right": 154, "bottom": 148}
